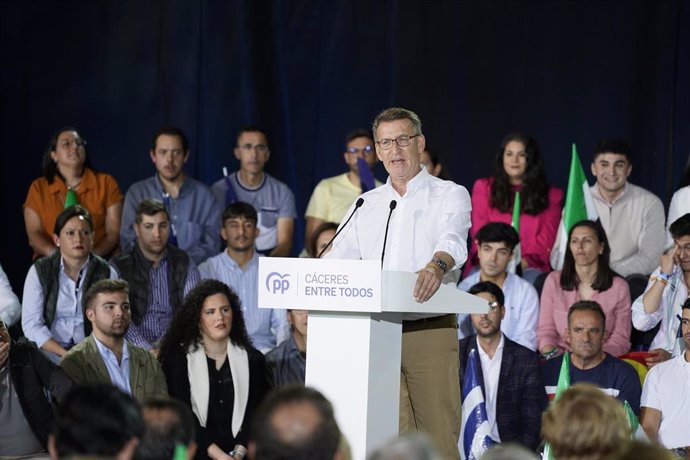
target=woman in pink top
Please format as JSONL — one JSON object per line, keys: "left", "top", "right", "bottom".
{"left": 466, "top": 133, "right": 562, "bottom": 282}
{"left": 538, "top": 220, "right": 631, "bottom": 357}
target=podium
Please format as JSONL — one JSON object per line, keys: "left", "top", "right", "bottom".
{"left": 258, "top": 258, "right": 487, "bottom": 460}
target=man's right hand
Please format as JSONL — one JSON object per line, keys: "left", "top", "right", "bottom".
{"left": 645, "top": 348, "right": 672, "bottom": 367}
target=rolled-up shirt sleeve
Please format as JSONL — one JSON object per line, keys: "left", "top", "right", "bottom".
{"left": 433, "top": 184, "right": 471, "bottom": 270}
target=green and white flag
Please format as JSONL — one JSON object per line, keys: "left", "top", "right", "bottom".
{"left": 550, "top": 144, "right": 599, "bottom": 270}
{"left": 507, "top": 191, "right": 521, "bottom": 274}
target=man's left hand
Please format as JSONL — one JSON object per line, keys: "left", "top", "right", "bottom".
{"left": 414, "top": 265, "right": 442, "bottom": 303}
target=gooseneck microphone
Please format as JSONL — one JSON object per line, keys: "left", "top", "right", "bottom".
{"left": 380, "top": 200, "right": 397, "bottom": 268}
{"left": 317, "top": 197, "right": 364, "bottom": 258}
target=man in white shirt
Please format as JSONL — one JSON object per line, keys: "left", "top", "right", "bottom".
{"left": 327, "top": 107, "right": 471, "bottom": 459}
{"left": 640, "top": 298, "right": 690, "bottom": 454}
{"left": 589, "top": 139, "right": 665, "bottom": 277}
{"left": 458, "top": 222, "right": 539, "bottom": 350}
{"left": 632, "top": 213, "right": 690, "bottom": 366}
{"left": 458, "top": 281, "right": 546, "bottom": 451}
{"left": 59, "top": 279, "right": 168, "bottom": 403}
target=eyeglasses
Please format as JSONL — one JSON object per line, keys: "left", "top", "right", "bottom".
{"left": 488, "top": 301, "right": 500, "bottom": 312}
{"left": 376, "top": 134, "right": 420, "bottom": 150}
{"left": 238, "top": 143, "right": 269, "bottom": 154}
{"left": 347, "top": 145, "right": 375, "bottom": 155}
{"left": 58, "top": 139, "right": 87, "bottom": 149}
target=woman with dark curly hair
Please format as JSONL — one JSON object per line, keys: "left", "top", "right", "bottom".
{"left": 159, "top": 279, "right": 270, "bottom": 460}
{"left": 465, "top": 133, "right": 562, "bottom": 282}
{"left": 23, "top": 126, "right": 123, "bottom": 258}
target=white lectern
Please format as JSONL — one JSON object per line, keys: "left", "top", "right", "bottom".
{"left": 258, "top": 258, "right": 487, "bottom": 460}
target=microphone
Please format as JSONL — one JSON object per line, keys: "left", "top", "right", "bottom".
{"left": 317, "top": 197, "right": 364, "bottom": 258}
{"left": 380, "top": 200, "right": 397, "bottom": 268}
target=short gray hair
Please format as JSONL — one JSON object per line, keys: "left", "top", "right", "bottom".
{"left": 372, "top": 107, "right": 422, "bottom": 142}
{"left": 367, "top": 434, "right": 441, "bottom": 460}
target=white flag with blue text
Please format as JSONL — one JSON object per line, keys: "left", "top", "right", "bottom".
{"left": 460, "top": 349, "right": 494, "bottom": 460}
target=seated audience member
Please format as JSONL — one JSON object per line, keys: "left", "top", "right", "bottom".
{"left": 266, "top": 309, "right": 307, "bottom": 387}
{"left": 458, "top": 282, "right": 546, "bottom": 451}
{"left": 458, "top": 223, "right": 539, "bottom": 350}
{"left": 0, "top": 262, "right": 21, "bottom": 327}
{"left": 199, "top": 202, "right": 289, "bottom": 353}
{"left": 136, "top": 398, "right": 198, "bottom": 460}
{"left": 121, "top": 126, "right": 221, "bottom": 264}
{"left": 665, "top": 164, "right": 690, "bottom": 246}
{"left": 59, "top": 279, "right": 168, "bottom": 403}
{"left": 111, "top": 199, "right": 200, "bottom": 353}
{"left": 24, "top": 126, "right": 123, "bottom": 258}
{"left": 368, "top": 434, "right": 442, "bottom": 460}
{"left": 249, "top": 386, "right": 342, "bottom": 460}
{"left": 159, "top": 279, "right": 270, "bottom": 459}
{"left": 479, "top": 444, "right": 540, "bottom": 460}
{"left": 309, "top": 222, "right": 338, "bottom": 259}
{"left": 421, "top": 147, "right": 450, "bottom": 180}
{"left": 612, "top": 441, "right": 675, "bottom": 460}
{"left": 589, "top": 139, "right": 664, "bottom": 277}
{"left": 212, "top": 126, "right": 296, "bottom": 257}
{"left": 22, "top": 205, "right": 117, "bottom": 362}
{"left": 541, "top": 301, "right": 641, "bottom": 414}
{"left": 0, "top": 320, "right": 73, "bottom": 457}
{"left": 541, "top": 383, "right": 632, "bottom": 460}
{"left": 538, "top": 220, "right": 631, "bottom": 358}
{"left": 466, "top": 133, "right": 562, "bottom": 283}
{"left": 639, "top": 298, "right": 690, "bottom": 455}
{"left": 49, "top": 383, "right": 145, "bottom": 460}
{"left": 304, "top": 129, "right": 380, "bottom": 255}
{"left": 632, "top": 213, "right": 690, "bottom": 365}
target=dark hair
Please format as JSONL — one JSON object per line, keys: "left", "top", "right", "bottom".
{"left": 135, "top": 398, "right": 196, "bottom": 460}
{"left": 372, "top": 107, "right": 422, "bottom": 141}
{"left": 560, "top": 220, "right": 616, "bottom": 291}
{"left": 593, "top": 139, "right": 632, "bottom": 162}
{"left": 222, "top": 201, "right": 258, "bottom": 225}
{"left": 41, "top": 126, "right": 93, "bottom": 183}
{"left": 53, "top": 383, "right": 144, "bottom": 457}
{"left": 83, "top": 279, "right": 129, "bottom": 312}
{"left": 135, "top": 199, "right": 169, "bottom": 224}
{"left": 422, "top": 147, "right": 450, "bottom": 180}
{"left": 678, "top": 163, "right": 690, "bottom": 189}
{"left": 309, "top": 222, "right": 339, "bottom": 258}
{"left": 490, "top": 133, "right": 550, "bottom": 215}
{"left": 54, "top": 205, "right": 94, "bottom": 235}
{"left": 151, "top": 126, "right": 189, "bottom": 153}
{"left": 251, "top": 385, "right": 341, "bottom": 460}
{"left": 567, "top": 300, "right": 606, "bottom": 328}
{"left": 467, "top": 281, "right": 505, "bottom": 307}
{"left": 236, "top": 125, "right": 269, "bottom": 145}
{"left": 159, "top": 279, "right": 252, "bottom": 358}
{"left": 345, "top": 128, "right": 373, "bottom": 144}
{"left": 670, "top": 213, "right": 690, "bottom": 239}
{"left": 475, "top": 222, "right": 520, "bottom": 251}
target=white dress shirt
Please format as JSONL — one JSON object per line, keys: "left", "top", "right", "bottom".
{"left": 477, "top": 334, "right": 505, "bottom": 442}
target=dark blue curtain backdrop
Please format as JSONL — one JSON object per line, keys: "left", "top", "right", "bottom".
{"left": 2, "top": 0, "right": 689, "bottom": 290}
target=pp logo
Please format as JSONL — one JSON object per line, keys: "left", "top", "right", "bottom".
{"left": 265, "top": 272, "right": 290, "bottom": 294}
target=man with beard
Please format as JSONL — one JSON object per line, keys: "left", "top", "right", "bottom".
{"left": 541, "top": 301, "right": 641, "bottom": 414}
{"left": 632, "top": 213, "right": 690, "bottom": 366}
{"left": 59, "top": 279, "right": 168, "bottom": 403}
{"left": 111, "top": 199, "right": 200, "bottom": 356}
{"left": 458, "top": 281, "right": 546, "bottom": 450}
{"left": 199, "top": 202, "right": 289, "bottom": 353}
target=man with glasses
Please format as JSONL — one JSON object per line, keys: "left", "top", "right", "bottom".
{"left": 0, "top": 320, "right": 74, "bottom": 457}
{"left": 326, "top": 107, "right": 471, "bottom": 459}
{"left": 212, "top": 126, "right": 296, "bottom": 257}
{"left": 120, "top": 126, "right": 221, "bottom": 265}
{"left": 303, "top": 128, "right": 381, "bottom": 256}
{"left": 632, "top": 213, "right": 690, "bottom": 365}
{"left": 458, "top": 281, "right": 546, "bottom": 451}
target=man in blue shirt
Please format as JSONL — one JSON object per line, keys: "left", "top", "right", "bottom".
{"left": 59, "top": 279, "right": 168, "bottom": 403}
{"left": 120, "top": 126, "right": 220, "bottom": 264}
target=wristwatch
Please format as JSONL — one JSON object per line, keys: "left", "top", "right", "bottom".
{"left": 432, "top": 258, "right": 449, "bottom": 274}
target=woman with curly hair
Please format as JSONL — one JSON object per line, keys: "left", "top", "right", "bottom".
{"left": 159, "top": 279, "right": 270, "bottom": 460}
{"left": 465, "top": 133, "right": 562, "bottom": 282}
{"left": 24, "top": 126, "right": 123, "bottom": 258}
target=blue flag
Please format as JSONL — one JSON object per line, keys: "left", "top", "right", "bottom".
{"left": 357, "top": 157, "right": 375, "bottom": 193}
{"left": 460, "top": 349, "right": 494, "bottom": 460}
